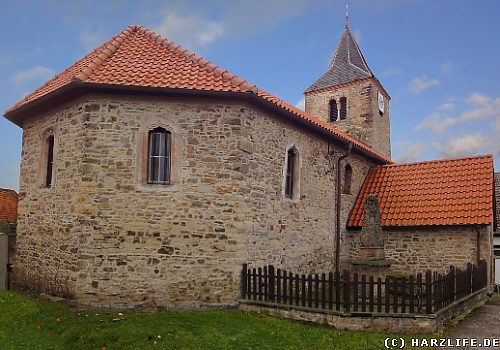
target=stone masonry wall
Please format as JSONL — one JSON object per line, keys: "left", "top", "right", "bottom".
{"left": 14, "top": 99, "right": 89, "bottom": 297}
{"left": 304, "top": 79, "right": 391, "bottom": 158}
{"left": 242, "top": 104, "right": 376, "bottom": 274}
{"left": 73, "top": 94, "right": 378, "bottom": 307}
{"left": 15, "top": 93, "right": 379, "bottom": 308}
{"left": 346, "top": 225, "right": 493, "bottom": 278}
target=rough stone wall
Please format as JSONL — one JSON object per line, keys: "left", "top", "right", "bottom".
{"left": 304, "top": 79, "right": 391, "bottom": 158}
{"left": 346, "top": 225, "right": 493, "bottom": 278}
{"left": 15, "top": 93, "right": 378, "bottom": 308}
{"left": 14, "top": 99, "right": 88, "bottom": 297}
{"left": 242, "top": 106, "right": 376, "bottom": 273}
{"left": 72, "top": 94, "right": 377, "bottom": 307}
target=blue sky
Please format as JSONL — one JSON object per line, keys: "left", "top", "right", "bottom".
{"left": 1, "top": 0, "right": 499, "bottom": 190}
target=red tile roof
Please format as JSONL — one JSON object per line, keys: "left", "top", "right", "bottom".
{"left": 4, "top": 25, "right": 391, "bottom": 164}
{"left": 0, "top": 188, "right": 18, "bottom": 223}
{"left": 347, "top": 155, "right": 494, "bottom": 228}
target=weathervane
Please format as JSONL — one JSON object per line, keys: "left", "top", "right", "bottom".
{"left": 345, "top": 4, "right": 349, "bottom": 26}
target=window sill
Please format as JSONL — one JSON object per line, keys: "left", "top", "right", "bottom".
{"left": 282, "top": 196, "right": 300, "bottom": 203}
{"left": 135, "top": 182, "right": 179, "bottom": 193}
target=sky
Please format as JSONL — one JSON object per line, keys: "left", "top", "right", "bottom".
{"left": 0, "top": 0, "right": 499, "bottom": 191}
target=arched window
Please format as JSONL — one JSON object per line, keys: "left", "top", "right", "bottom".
{"left": 148, "top": 127, "right": 171, "bottom": 184}
{"left": 343, "top": 164, "right": 352, "bottom": 194}
{"left": 45, "top": 135, "right": 54, "bottom": 188}
{"left": 329, "top": 99, "right": 338, "bottom": 122}
{"left": 285, "top": 147, "right": 299, "bottom": 198}
{"left": 339, "top": 97, "right": 347, "bottom": 120}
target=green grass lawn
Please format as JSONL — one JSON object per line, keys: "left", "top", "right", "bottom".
{"left": 0, "top": 290, "right": 420, "bottom": 350}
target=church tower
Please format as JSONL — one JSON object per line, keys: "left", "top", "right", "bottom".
{"left": 304, "top": 19, "right": 391, "bottom": 158}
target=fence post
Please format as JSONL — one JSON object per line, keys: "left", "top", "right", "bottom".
{"left": 343, "top": 270, "right": 351, "bottom": 312}
{"left": 425, "top": 270, "right": 432, "bottom": 314}
{"left": 269, "top": 265, "right": 275, "bottom": 302}
{"left": 416, "top": 273, "right": 422, "bottom": 314}
{"left": 450, "top": 266, "right": 455, "bottom": 303}
{"left": 241, "top": 264, "right": 248, "bottom": 299}
{"left": 335, "top": 271, "right": 340, "bottom": 311}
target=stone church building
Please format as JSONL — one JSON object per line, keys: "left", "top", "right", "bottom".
{"left": 3, "top": 23, "right": 494, "bottom": 308}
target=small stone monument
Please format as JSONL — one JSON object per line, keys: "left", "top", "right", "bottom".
{"left": 351, "top": 194, "right": 390, "bottom": 277}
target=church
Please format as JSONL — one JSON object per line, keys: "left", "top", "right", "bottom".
{"left": 3, "top": 21, "right": 494, "bottom": 308}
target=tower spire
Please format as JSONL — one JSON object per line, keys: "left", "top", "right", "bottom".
{"left": 345, "top": 4, "right": 349, "bottom": 27}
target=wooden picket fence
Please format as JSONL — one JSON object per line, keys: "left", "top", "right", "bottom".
{"left": 241, "top": 260, "right": 487, "bottom": 315}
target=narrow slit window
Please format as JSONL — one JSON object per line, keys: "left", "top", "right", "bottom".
{"left": 339, "top": 97, "right": 347, "bottom": 120}
{"left": 45, "top": 135, "right": 54, "bottom": 188}
{"left": 343, "top": 164, "right": 352, "bottom": 194}
{"left": 148, "top": 127, "right": 171, "bottom": 184}
{"left": 285, "top": 147, "right": 296, "bottom": 198}
{"left": 329, "top": 99, "right": 338, "bottom": 122}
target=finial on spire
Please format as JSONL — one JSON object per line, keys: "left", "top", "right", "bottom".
{"left": 345, "top": 4, "right": 349, "bottom": 26}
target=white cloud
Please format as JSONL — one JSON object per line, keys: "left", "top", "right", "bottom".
{"left": 394, "top": 142, "right": 424, "bottom": 163}
{"left": 295, "top": 97, "right": 305, "bottom": 110}
{"left": 151, "top": 1, "right": 312, "bottom": 51}
{"left": 408, "top": 75, "right": 440, "bottom": 94}
{"left": 438, "top": 102, "right": 455, "bottom": 112}
{"left": 438, "top": 133, "right": 484, "bottom": 158}
{"left": 415, "top": 113, "right": 457, "bottom": 134}
{"left": 415, "top": 94, "right": 500, "bottom": 134}
{"left": 458, "top": 94, "right": 500, "bottom": 122}
{"left": 11, "top": 65, "right": 55, "bottom": 86}
{"left": 154, "top": 9, "right": 224, "bottom": 51}
{"left": 440, "top": 61, "right": 453, "bottom": 73}
{"left": 465, "top": 92, "right": 491, "bottom": 106}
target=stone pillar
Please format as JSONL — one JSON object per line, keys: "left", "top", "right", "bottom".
{"left": 351, "top": 194, "right": 390, "bottom": 279}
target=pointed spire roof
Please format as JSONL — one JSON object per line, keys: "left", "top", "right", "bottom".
{"left": 305, "top": 24, "right": 373, "bottom": 93}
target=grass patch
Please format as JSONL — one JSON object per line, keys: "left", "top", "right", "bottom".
{"left": 0, "top": 290, "right": 425, "bottom": 349}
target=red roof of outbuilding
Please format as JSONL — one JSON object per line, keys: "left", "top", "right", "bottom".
{"left": 347, "top": 155, "right": 494, "bottom": 228}
{"left": 0, "top": 188, "right": 18, "bottom": 223}
{"left": 4, "top": 25, "right": 391, "bottom": 164}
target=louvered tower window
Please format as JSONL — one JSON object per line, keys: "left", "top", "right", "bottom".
{"left": 339, "top": 97, "right": 347, "bottom": 120}
{"left": 329, "top": 99, "right": 338, "bottom": 122}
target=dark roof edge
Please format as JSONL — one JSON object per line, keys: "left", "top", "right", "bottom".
{"left": 304, "top": 76, "right": 390, "bottom": 99}
{"left": 3, "top": 82, "right": 390, "bottom": 165}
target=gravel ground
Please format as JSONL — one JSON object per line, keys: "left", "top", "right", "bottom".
{"left": 439, "top": 294, "right": 500, "bottom": 349}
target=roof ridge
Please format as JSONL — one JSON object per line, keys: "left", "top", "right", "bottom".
{"left": 74, "top": 25, "right": 137, "bottom": 81}
{"left": 385, "top": 154, "right": 492, "bottom": 168}
{"left": 137, "top": 26, "right": 257, "bottom": 92}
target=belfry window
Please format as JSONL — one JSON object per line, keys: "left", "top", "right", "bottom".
{"left": 148, "top": 127, "right": 171, "bottom": 184}
{"left": 339, "top": 97, "right": 347, "bottom": 120}
{"left": 45, "top": 135, "right": 54, "bottom": 188}
{"left": 329, "top": 99, "right": 338, "bottom": 122}
{"left": 343, "top": 164, "right": 352, "bottom": 194}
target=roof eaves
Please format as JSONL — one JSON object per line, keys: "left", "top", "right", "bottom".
{"left": 4, "top": 80, "right": 85, "bottom": 126}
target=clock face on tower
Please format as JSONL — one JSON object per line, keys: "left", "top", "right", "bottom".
{"left": 377, "top": 91, "right": 385, "bottom": 114}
